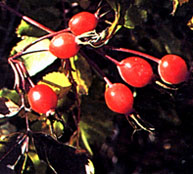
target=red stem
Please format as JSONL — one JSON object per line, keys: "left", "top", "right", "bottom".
{"left": 112, "top": 47, "right": 161, "bottom": 64}
{"left": 23, "top": 28, "right": 70, "bottom": 52}
{"left": 9, "top": 49, "right": 48, "bottom": 61}
{"left": 104, "top": 54, "right": 122, "bottom": 66}
{"left": 8, "top": 59, "right": 20, "bottom": 92}
{"left": 104, "top": 77, "right": 113, "bottom": 87}
{"left": 0, "top": 2, "right": 54, "bottom": 33}
{"left": 23, "top": 16, "right": 54, "bottom": 33}
{"left": 80, "top": 50, "right": 113, "bottom": 87}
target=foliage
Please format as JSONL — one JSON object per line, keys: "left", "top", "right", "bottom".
{"left": 0, "top": 0, "right": 193, "bottom": 173}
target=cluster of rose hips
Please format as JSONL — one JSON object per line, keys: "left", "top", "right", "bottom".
{"left": 1, "top": 3, "right": 189, "bottom": 131}
{"left": 28, "top": 11, "right": 99, "bottom": 115}
{"left": 1, "top": 3, "right": 190, "bottom": 173}
{"left": 29, "top": 10, "right": 188, "bottom": 119}
{"left": 104, "top": 51, "right": 188, "bottom": 116}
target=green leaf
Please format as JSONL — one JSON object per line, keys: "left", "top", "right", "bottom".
{"left": 18, "top": 1, "right": 62, "bottom": 34}
{"left": 124, "top": 9, "right": 135, "bottom": 29}
{"left": 79, "top": 96, "right": 114, "bottom": 147}
{"left": 70, "top": 55, "right": 92, "bottom": 95}
{"left": 124, "top": 7, "right": 147, "bottom": 29}
{"left": 11, "top": 36, "right": 57, "bottom": 76}
{"left": 80, "top": 128, "right": 93, "bottom": 156}
{"left": 16, "top": 20, "right": 46, "bottom": 37}
{"left": 0, "top": 88, "right": 20, "bottom": 104}
{"left": 0, "top": 89, "right": 20, "bottom": 118}
{"left": 53, "top": 120, "right": 64, "bottom": 138}
{"left": 28, "top": 151, "right": 47, "bottom": 174}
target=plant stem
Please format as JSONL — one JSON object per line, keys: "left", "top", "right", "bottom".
{"left": 0, "top": 2, "right": 54, "bottom": 33}
{"left": 9, "top": 49, "right": 48, "bottom": 61}
{"left": 112, "top": 47, "right": 161, "bottom": 64}
{"left": 80, "top": 50, "right": 113, "bottom": 86}
{"left": 104, "top": 54, "right": 122, "bottom": 66}
{"left": 23, "top": 28, "right": 70, "bottom": 52}
{"left": 22, "top": 16, "right": 54, "bottom": 33}
{"left": 92, "top": 48, "right": 122, "bottom": 66}
{"left": 103, "top": 77, "right": 113, "bottom": 87}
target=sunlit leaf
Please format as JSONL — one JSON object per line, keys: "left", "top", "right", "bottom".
{"left": 53, "top": 120, "right": 64, "bottom": 138}
{"left": 0, "top": 88, "right": 20, "bottom": 104}
{"left": 171, "top": 0, "right": 179, "bottom": 16}
{"left": 70, "top": 55, "right": 92, "bottom": 95}
{"left": 40, "top": 71, "right": 72, "bottom": 91}
{"left": 85, "top": 159, "right": 95, "bottom": 174}
{"left": 28, "top": 144, "right": 47, "bottom": 174}
{"left": 0, "top": 98, "right": 20, "bottom": 118}
{"left": 171, "top": 0, "right": 189, "bottom": 15}
{"left": 0, "top": 88, "right": 20, "bottom": 118}
{"left": 80, "top": 128, "right": 93, "bottom": 156}
{"left": 187, "top": 16, "right": 193, "bottom": 30}
{"left": 16, "top": 20, "right": 46, "bottom": 37}
{"left": 39, "top": 72, "right": 73, "bottom": 108}
{"left": 11, "top": 36, "right": 57, "bottom": 76}
{"left": 124, "top": 9, "right": 135, "bottom": 29}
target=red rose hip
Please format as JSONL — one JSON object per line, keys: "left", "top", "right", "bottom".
{"left": 117, "top": 57, "right": 153, "bottom": 87}
{"left": 158, "top": 54, "right": 188, "bottom": 84}
{"left": 28, "top": 84, "right": 58, "bottom": 114}
{"left": 49, "top": 32, "right": 80, "bottom": 59}
{"left": 68, "top": 12, "right": 98, "bottom": 35}
{"left": 104, "top": 83, "right": 134, "bottom": 114}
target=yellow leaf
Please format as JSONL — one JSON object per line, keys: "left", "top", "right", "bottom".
{"left": 179, "top": 0, "right": 189, "bottom": 6}
{"left": 53, "top": 120, "right": 64, "bottom": 138}
{"left": 171, "top": 0, "right": 179, "bottom": 16}
{"left": 187, "top": 16, "right": 193, "bottom": 30}
{"left": 70, "top": 56, "right": 92, "bottom": 95}
{"left": 80, "top": 126, "right": 93, "bottom": 156}
{"left": 38, "top": 72, "right": 71, "bottom": 92}
{"left": 171, "top": 0, "right": 189, "bottom": 15}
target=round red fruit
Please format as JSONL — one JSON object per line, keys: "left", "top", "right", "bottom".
{"left": 117, "top": 57, "right": 153, "bottom": 87}
{"left": 28, "top": 84, "right": 58, "bottom": 114}
{"left": 158, "top": 54, "right": 188, "bottom": 84}
{"left": 49, "top": 32, "right": 80, "bottom": 59}
{"left": 68, "top": 12, "right": 98, "bottom": 35}
{"left": 105, "top": 83, "right": 134, "bottom": 114}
